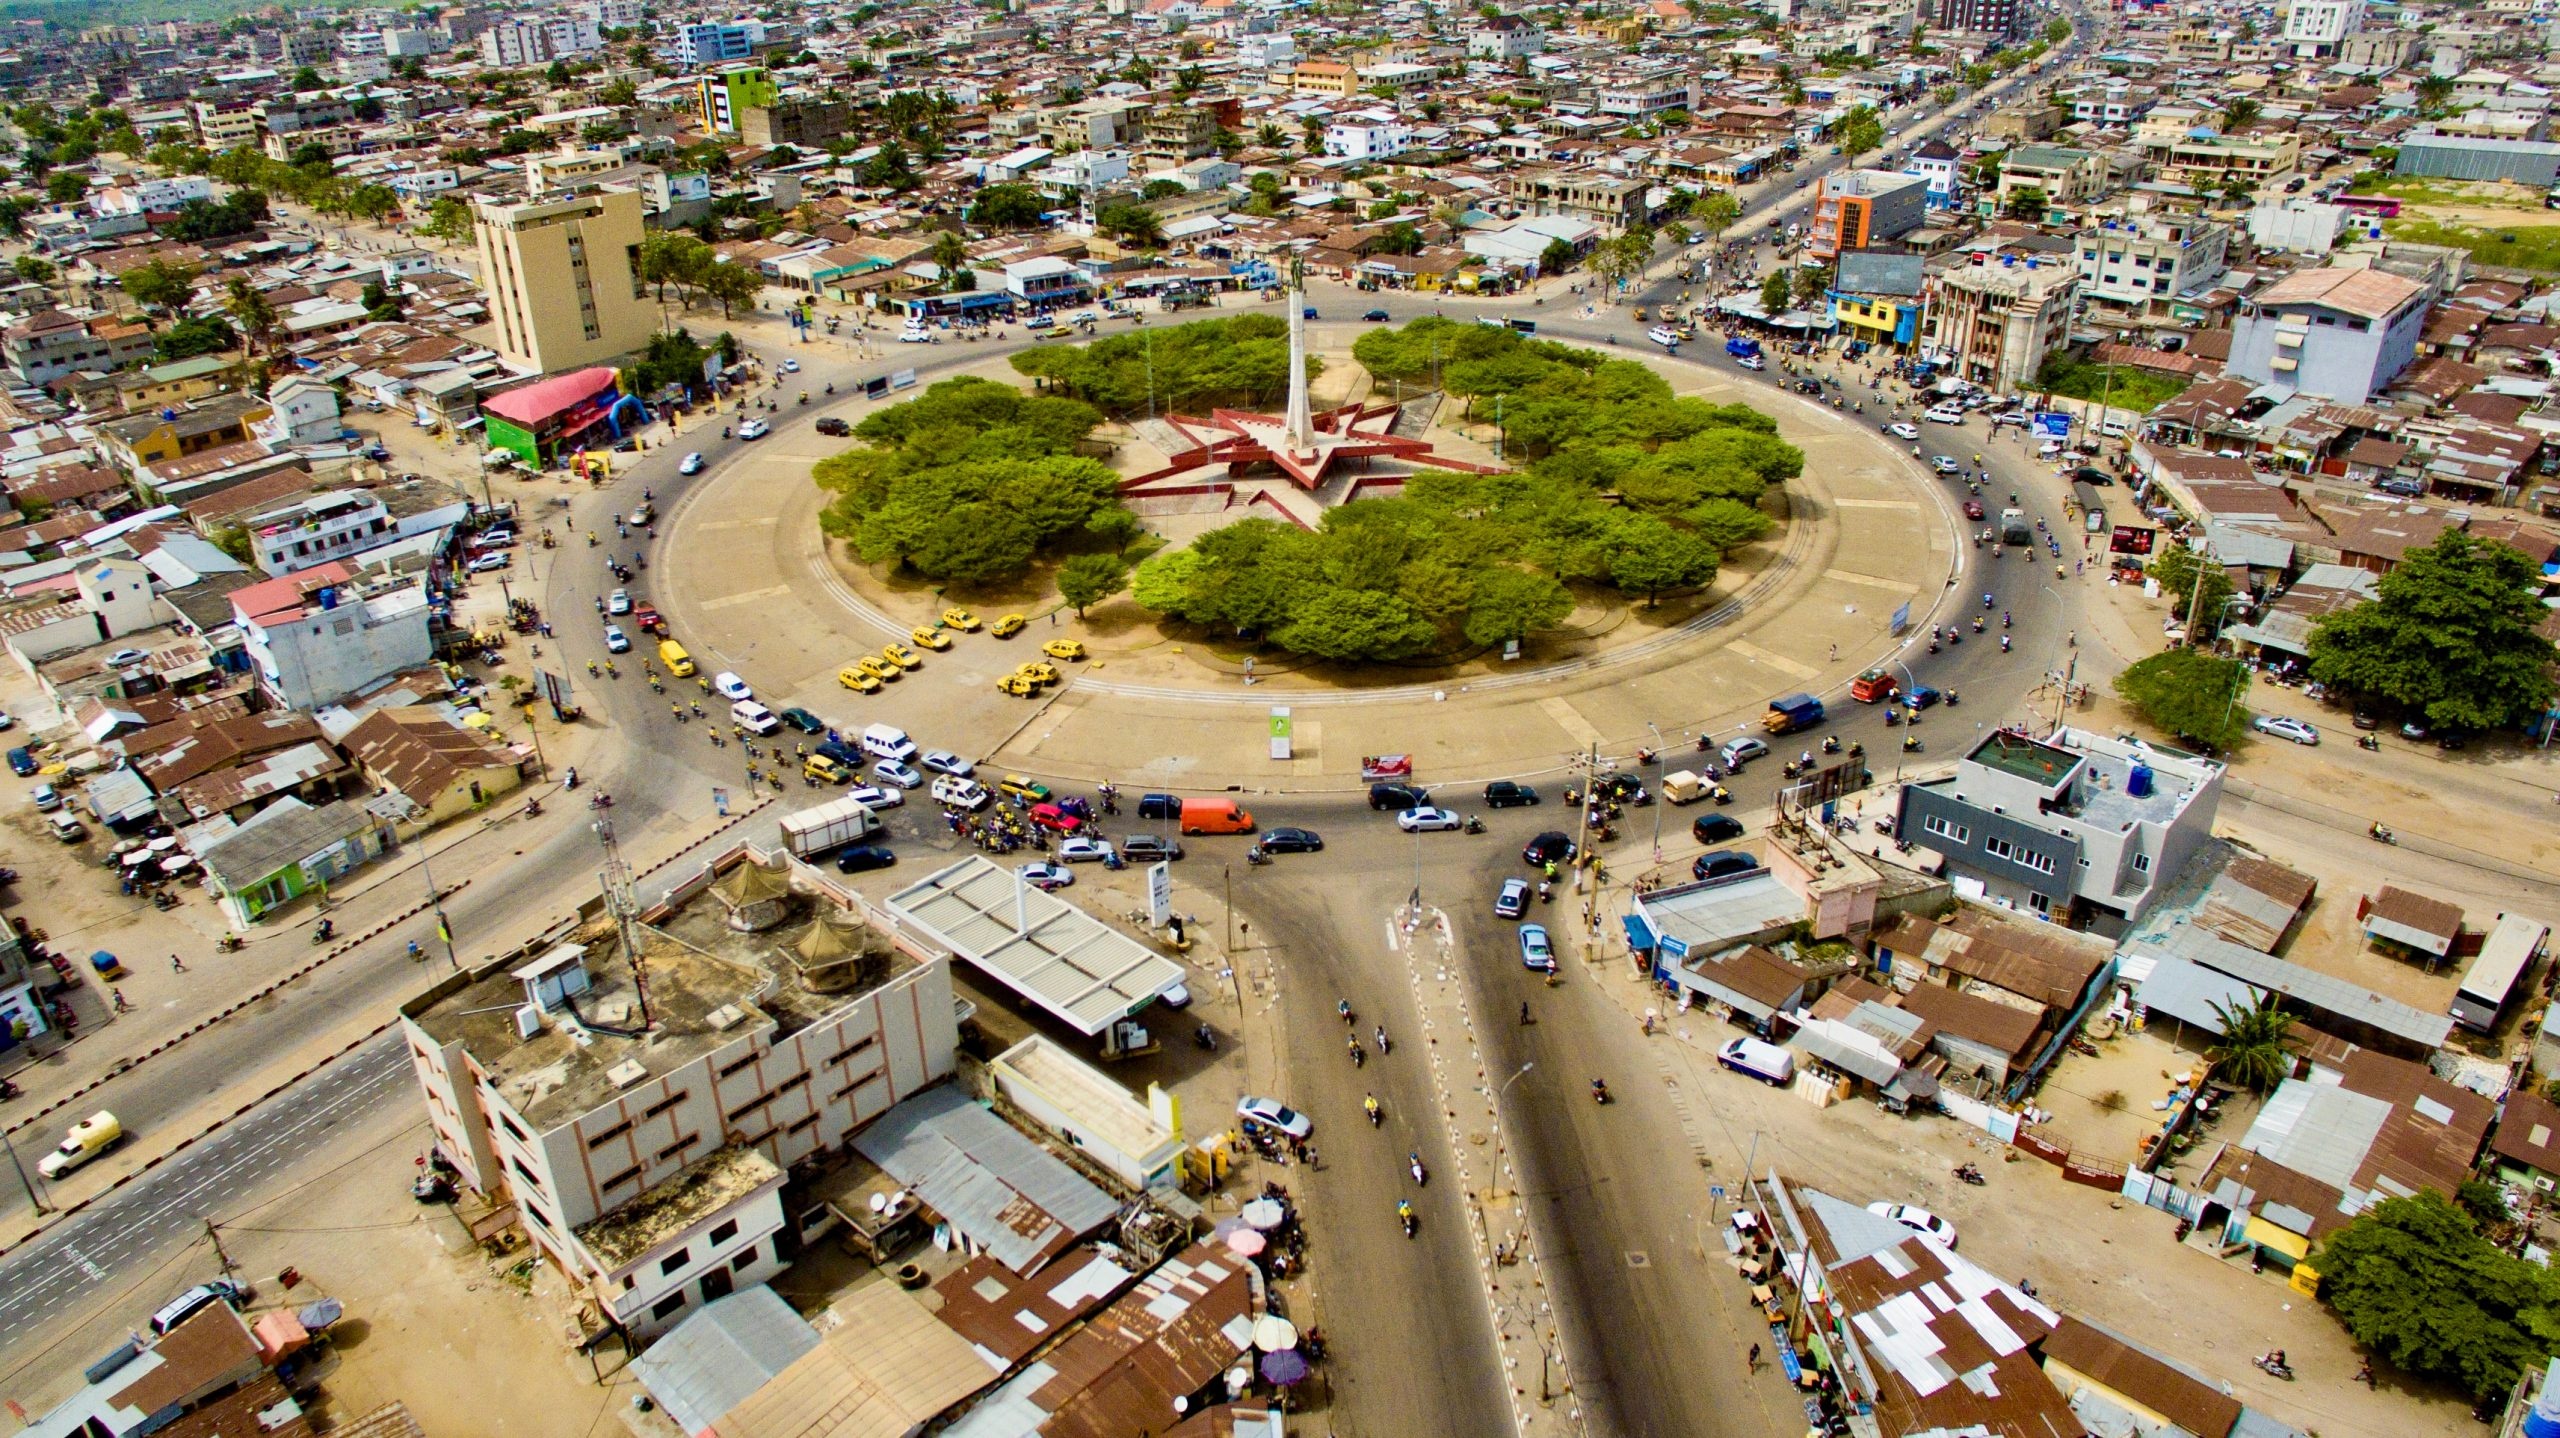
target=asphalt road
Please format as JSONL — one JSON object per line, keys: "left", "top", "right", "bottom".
{"left": 0, "top": 1035, "right": 409, "bottom": 1360}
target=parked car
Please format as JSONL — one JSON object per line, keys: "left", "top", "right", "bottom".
{"left": 1369, "top": 783, "right": 1429, "bottom": 811}
{"left": 29, "top": 783, "right": 59, "bottom": 812}
{"left": 1056, "top": 837, "right": 1118, "bottom": 864}
{"left": 845, "top": 784, "right": 904, "bottom": 811}
{"left": 1692, "top": 849, "right": 1760, "bottom": 880}
{"left": 2253, "top": 715, "right": 2319, "bottom": 746}
{"left": 920, "top": 750, "right": 973, "bottom": 776}
{"left": 731, "top": 700, "right": 780, "bottom": 735}
{"left": 834, "top": 844, "right": 897, "bottom": 873}
{"left": 930, "top": 776, "right": 989, "bottom": 810}
{"left": 1260, "top": 827, "right": 1324, "bottom": 854}
{"left": 1483, "top": 780, "right": 1540, "bottom": 808}
{"left": 779, "top": 707, "right": 826, "bottom": 734}
{"left": 1494, "top": 877, "right": 1530, "bottom": 919}
{"left": 1866, "top": 1202, "right": 1957, "bottom": 1248}
{"left": 814, "top": 416, "right": 851, "bottom": 437}
{"left": 150, "top": 1279, "right": 251, "bottom": 1336}
{"left": 872, "top": 759, "right": 923, "bottom": 789}
{"left": 1395, "top": 806, "right": 1462, "bottom": 833}
{"left": 1690, "top": 815, "right": 1745, "bottom": 844}
{"left": 1236, "top": 1096, "right": 1311, "bottom": 1139}
{"left": 465, "top": 552, "right": 511, "bottom": 573}
{"left": 1016, "top": 861, "right": 1074, "bottom": 891}
{"left": 1518, "top": 923, "right": 1556, "bottom": 972}
{"left": 712, "top": 671, "right": 752, "bottom": 700}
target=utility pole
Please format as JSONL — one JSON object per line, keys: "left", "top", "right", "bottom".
{"left": 1223, "top": 863, "right": 1234, "bottom": 960}
{"left": 1568, "top": 740, "right": 1599, "bottom": 893}
{"left": 205, "top": 1218, "right": 235, "bottom": 1279}
{"left": 2, "top": 1129, "right": 48, "bottom": 1214}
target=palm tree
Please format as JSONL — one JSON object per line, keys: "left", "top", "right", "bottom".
{"left": 224, "top": 276, "right": 277, "bottom": 355}
{"left": 929, "top": 230, "right": 970, "bottom": 288}
{"left": 2206, "top": 996, "right": 2297, "bottom": 1092}
{"left": 2221, "top": 97, "right": 2262, "bottom": 132}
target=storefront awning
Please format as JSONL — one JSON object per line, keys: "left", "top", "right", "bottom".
{"left": 2242, "top": 1215, "right": 2310, "bottom": 1261}
{"left": 1621, "top": 913, "right": 1656, "bottom": 952}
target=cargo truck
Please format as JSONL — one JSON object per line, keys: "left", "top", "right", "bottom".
{"left": 2000, "top": 507, "right": 2033, "bottom": 546}
{"left": 779, "top": 795, "right": 883, "bottom": 858}
{"left": 1763, "top": 693, "right": 1826, "bottom": 734}
{"left": 1725, "top": 336, "right": 1762, "bottom": 359}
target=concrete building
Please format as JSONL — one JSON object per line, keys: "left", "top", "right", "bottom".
{"left": 669, "top": 20, "right": 762, "bottom": 68}
{"left": 2249, "top": 199, "right": 2351, "bottom": 254}
{"left": 2282, "top": 0, "right": 2363, "bottom": 57}
{"left": 1829, "top": 251, "right": 1927, "bottom": 348}
{"left": 2394, "top": 133, "right": 2560, "bottom": 189}
{"left": 1807, "top": 169, "right": 1928, "bottom": 260}
{"left": 401, "top": 854, "right": 959, "bottom": 1338}
{"left": 2142, "top": 130, "right": 2300, "bottom": 190}
{"left": 89, "top": 175, "right": 214, "bottom": 217}
{"left": 1934, "top": 0, "right": 2024, "bottom": 40}
{"left": 1325, "top": 117, "right": 1413, "bottom": 161}
{"left": 1505, "top": 170, "right": 1649, "bottom": 232}
{"left": 473, "top": 188, "right": 654, "bottom": 375}
{"left": 191, "top": 99, "right": 260, "bottom": 150}
{"left": 1036, "top": 97, "right": 1147, "bottom": 154}
{"left": 2073, "top": 214, "right": 2229, "bottom": 319}
{"left": 1597, "top": 76, "right": 1697, "bottom": 118}
{"left": 1925, "top": 251, "right": 2080, "bottom": 395}
{"left": 230, "top": 563, "right": 434, "bottom": 712}
{"left": 478, "top": 15, "right": 600, "bottom": 66}
{"left": 2, "top": 308, "right": 155, "bottom": 387}
{"left": 1895, "top": 726, "right": 2225, "bottom": 933}
{"left": 1138, "top": 103, "right": 1220, "bottom": 162}
{"left": 1288, "top": 60, "right": 1361, "bottom": 96}
{"left": 1998, "top": 144, "right": 2106, "bottom": 208}
{"left": 341, "top": 706, "right": 525, "bottom": 830}
{"left": 1903, "top": 138, "right": 1961, "bottom": 207}
{"left": 1469, "top": 16, "right": 1545, "bottom": 59}
{"left": 2228, "top": 265, "right": 2430, "bottom": 404}
{"left": 244, "top": 491, "right": 396, "bottom": 576}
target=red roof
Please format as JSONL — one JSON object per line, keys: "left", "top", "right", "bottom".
{"left": 480, "top": 367, "right": 621, "bottom": 426}
{"left": 229, "top": 561, "right": 354, "bottom": 626}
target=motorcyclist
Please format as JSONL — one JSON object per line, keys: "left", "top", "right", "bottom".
{"left": 1364, "top": 1094, "right": 1381, "bottom": 1124}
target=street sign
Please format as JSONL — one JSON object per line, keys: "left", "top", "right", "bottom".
{"left": 1269, "top": 706, "right": 1292, "bottom": 760}
{"left": 890, "top": 367, "right": 918, "bottom": 390}
{"left": 1148, "top": 861, "right": 1172, "bottom": 927}
{"left": 1658, "top": 934, "right": 1690, "bottom": 961}
{"left": 1889, "top": 600, "right": 1912, "bottom": 635}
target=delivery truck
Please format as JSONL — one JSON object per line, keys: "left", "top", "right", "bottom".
{"left": 779, "top": 796, "right": 883, "bottom": 859}
{"left": 1763, "top": 693, "right": 1826, "bottom": 734}
{"left": 39, "top": 1111, "right": 123, "bottom": 1179}
{"left": 2000, "top": 507, "right": 2033, "bottom": 546}
{"left": 1661, "top": 770, "right": 1710, "bottom": 804}
{"left": 1725, "top": 336, "right": 1762, "bottom": 359}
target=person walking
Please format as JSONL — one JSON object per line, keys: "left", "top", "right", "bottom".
{"left": 1747, "top": 1343, "right": 1762, "bottom": 1373}
{"left": 169, "top": 954, "right": 186, "bottom": 974}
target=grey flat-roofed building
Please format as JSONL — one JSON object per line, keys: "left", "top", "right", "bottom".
{"left": 2395, "top": 134, "right": 2560, "bottom": 188}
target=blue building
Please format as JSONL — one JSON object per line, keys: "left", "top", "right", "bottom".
{"left": 670, "top": 22, "right": 759, "bottom": 68}
{"left": 1828, "top": 251, "right": 1927, "bottom": 348}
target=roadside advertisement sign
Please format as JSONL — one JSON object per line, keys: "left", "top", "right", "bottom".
{"left": 2033, "top": 411, "right": 2071, "bottom": 438}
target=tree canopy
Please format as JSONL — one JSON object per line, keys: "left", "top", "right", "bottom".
{"left": 2308, "top": 532, "right": 2557, "bottom": 733}
{"left": 812, "top": 377, "right": 1132, "bottom": 587}
{"left": 2112, "top": 649, "right": 2250, "bottom": 749}
{"left": 1010, "top": 314, "right": 1305, "bottom": 415}
{"left": 2310, "top": 1190, "right": 2560, "bottom": 1401}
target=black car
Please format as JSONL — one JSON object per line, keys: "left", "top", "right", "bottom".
{"left": 1692, "top": 849, "right": 1759, "bottom": 881}
{"left": 1261, "top": 827, "right": 1324, "bottom": 853}
{"left": 779, "top": 706, "right": 827, "bottom": 733}
{"left": 1691, "top": 814, "right": 1745, "bottom": 845}
{"left": 815, "top": 416, "right": 851, "bottom": 436}
{"left": 1362, "top": 308, "right": 1391, "bottom": 322}
{"left": 1137, "top": 792, "right": 1182, "bottom": 820}
{"left": 1121, "top": 834, "right": 1184, "bottom": 862}
{"left": 2070, "top": 467, "right": 2115, "bottom": 487}
{"left": 1369, "top": 783, "right": 1429, "bottom": 811}
{"left": 835, "top": 844, "right": 897, "bottom": 873}
{"left": 1483, "top": 780, "right": 1540, "bottom": 808}
{"left": 1523, "top": 831, "right": 1577, "bottom": 867}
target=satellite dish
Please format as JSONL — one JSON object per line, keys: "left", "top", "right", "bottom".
{"left": 891, "top": 1189, "right": 910, "bottom": 1209}
{"left": 869, "top": 1192, "right": 889, "bottom": 1213}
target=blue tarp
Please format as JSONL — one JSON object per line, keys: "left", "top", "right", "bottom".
{"left": 1622, "top": 913, "right": 1656, "bottom": 953}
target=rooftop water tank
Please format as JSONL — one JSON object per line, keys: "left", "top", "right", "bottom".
{"left": 2126, "top": 762, "right": 2154, "bottom": 798}
{"left": 2525, "top": 1359, "right": 2560, "bottom": 1438}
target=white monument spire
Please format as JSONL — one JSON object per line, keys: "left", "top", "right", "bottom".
{"left": 1282, "top": 256, "right": 1314, "bottom": 455}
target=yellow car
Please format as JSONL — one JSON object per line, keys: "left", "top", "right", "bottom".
{"left": 941, "top": 607, "right": 981, "bottom": 632}
{"left": 881, "top": 642, "right": 922, "bottom": 670}
{"left": 990, "top": 613, "right": 1027, "bottom": 638}
{"left": 997, "top": 774, "right": 1052, "bottom": 804}
{"left": 995, "top": 673, "right": 1039, "bottom": 697}
{"left": 804, "top": 754, "right": 852, "bottom": 783}
{"left": 836, "top": 665, "right": 882, "bottom": 693}
{"left": 1014, "top": 660, "right": 1060, "bottom": 686}
{"left": 910, "top": 626, "right": 952, "bottom": 651}
{"left": 1042, "top": 639, "right": 1087, "bottom": 661}
{"left": 850, "top": 656, "right": 897, "bottom": 683}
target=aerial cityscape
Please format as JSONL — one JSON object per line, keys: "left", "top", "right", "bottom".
{"left": 0, "top": 0, "right": 2552, "bottom": 1433}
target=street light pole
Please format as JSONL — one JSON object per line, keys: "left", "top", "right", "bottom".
{"left": 1, "top": 1128, "right": 49, "bottom": 1214}
{"left": 1646, "top": 722, "right": 1665, "bottom": 864}
{"left": 416, "top": 835, "right": 460, "bottom": 970}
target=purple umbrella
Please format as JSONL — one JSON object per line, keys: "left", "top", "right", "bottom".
{"left": 1260, "top": 1349, "right": 1310, "bottom": 1385}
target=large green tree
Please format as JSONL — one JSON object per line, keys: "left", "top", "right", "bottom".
{"left": 2112, "top": 649, "right": 2251, "bottom": 749}
{"left": 2145, "top": 540, "right": 2235, "bottom": 638}
{"left": 1056, "top": 553, "right": 1126, "bottom": 615}
{"left": 120, "top": 257, "right": 200, "bottom": 316}
{"left": 2310, "top": 1191, "right": 2560, "bottom": 1401}
{"left": 2308, "top": 533, "right": 2557, "bottom": 733}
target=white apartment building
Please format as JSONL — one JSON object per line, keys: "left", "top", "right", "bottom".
{"left": 1597, "top": 75, "right": 1697, "bottom": 118}
{"left": 1324, "top": 116, "right": 1413, "bottom": 161}
{"left": 587, "top": 0, "right": 647, "bottom": 26}
{"left": 2282, "top": 0, "right": 2364, "bottom": 56}
{"left": 478, "top": 14, "right": 601, "bottom": 67}
{"left": 2073, "top": 215, "right": 2230, "bottom": 318}
{"left": 402, "top": 867, "right": 961, "bottom": 1338}
{"left": 90, "top": 175, "right": 214, "bottom": 217}
{"left": 233, "top": 572, "right": 435, "bottom": 712}
{"left": 1469, "top": 19, "right": 1545, "bottom": 60}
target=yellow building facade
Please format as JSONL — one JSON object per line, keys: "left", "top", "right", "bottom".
{"left": 473, "top": 188, "right": 656, "bottom": 375}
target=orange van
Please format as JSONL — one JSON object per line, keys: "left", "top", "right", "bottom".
{"left": 1180, "top": 797, "right": 1256, "bottom": 835}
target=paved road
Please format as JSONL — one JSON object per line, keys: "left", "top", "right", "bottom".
{"left": 0, "top": 1035, "right": 408, "bottom": 1357}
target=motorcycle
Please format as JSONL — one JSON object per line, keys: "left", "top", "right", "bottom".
{"left": 1591, "top": 1079, "right": 1611, "bottom": 1105}
{"left": 1375, "top": 1026, "right": 1391, "bottom": 1056}
{"left": 1409, "top": 1152, "right": 1427, "bottom": 1186}
{"left": 1953, "top": 1163, "right": 1986, "bottom": 1186}
{"left": 1194, "top": 1023, "right": 1217, "bottom": 1051}
{"left": 1399, "top": 1200, "right": 1418, "bottom": 1238}
{"left": 523, "top": 798, "right": 543, "bottom": 817}
{"left": 1339, "top": 999, "right": 1355, "bottom": 1026}
{"left": 311, "top": 918, "right": 336, "bottom": 944}
{"left": 1902, "top": 735, "right": 1923, "bottom": 753}
{"left": 564, "top": 768, "right": 580, "bottom": 790}
{"left": 1348, "top": 1037, "right": 1366, "bottom": 1068}
{"left": 1462, "top": 815, "right": 1485, "bottom": 834}
{"left": 1246, "top": 845, "right": 1270, "bottom": 866}
{"left": 216, "top": 935, "right": 243, "bottom": 953}
{"left": 2369, "top": 823, "right": 2394, "bottom": 845}
{"left": 1821, "top": 736, "right": 1840, "bottom": 754}
{"left": 1537, "top": 879, "right": 1553, "bottom": 903}
{"left": 1365, "top": 1096, "right": 1382, "bottom": 1127}
{"left": 2357, "top": 735, "right": 2380, "bottom": 751}
{"left": 2255, "top": 1353, "right": 2294, "bottom": 1382}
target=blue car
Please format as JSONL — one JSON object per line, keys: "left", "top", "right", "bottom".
{"left": 1518, "top": 923, "right": 1555, "bottom": 972}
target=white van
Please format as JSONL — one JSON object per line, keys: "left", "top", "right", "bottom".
{"left": 860, "top": 722, "right": 917, "bottom": 762}
{"left": 1718, "top": 1036, "right": 1795, "bottom": 1087}
{"left": 731, "top": 700, "right": 781, "bottom": 735}
{"left": 1923, "top": 403, "right": 1966, "bottom": 425}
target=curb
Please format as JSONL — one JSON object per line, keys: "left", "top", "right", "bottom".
{"left": 3, "top": 882, "right": 467, "bottom": 1141}
{"left": 0, "top": 1021, "right": 399, "bottom": 1262}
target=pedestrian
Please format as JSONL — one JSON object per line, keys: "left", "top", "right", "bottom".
{"left": 170, "top": 954, "right": 186, "bottom": 973}
{"left": 1304, "top": 1144, "right": 1320, "bottom": 1170}
{"left": 1520, "top": 1000, "right": 1533, "bottom": 1026}
{"left": 1748, "top": 1343, "right": 1762, "bottom": 1372}
{"left": 112, "top": 986, "right": 131, "bottom": 1013}
{"left": 1828, "top": 643, "right": 1838, "bottom": 662}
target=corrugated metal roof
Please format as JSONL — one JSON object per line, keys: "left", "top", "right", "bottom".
{"left": 2131, "top": 954, "right": 2264, "bottom": 1036}
{"left": 850, "top": 1086, "right": 1118, "bottom": 1276}
{"left": 630, "top": 1287, "right": 820, "bottom": 1437}
{"left": 2241, "top": 1081, "right": 2390, "bottom": 1190}
{"left": 886, "top": 858, "right": 1184, "bottom": 1036}
{"left": 2127, "top": 924, "right": 2453, "bottom": 1048}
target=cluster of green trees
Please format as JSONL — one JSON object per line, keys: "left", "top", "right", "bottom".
{"left": 626, "top": 329, "right": 739, "bottom": 399}
{"left": 1126, "top": 322, "right": 1795, "bottom": 662}
{"left": 813, "top": 377, "right": 1137, "bottom": 587}
{"left": 2311, "top": 1190, "right": 2560, "bottom": 1402}
{"left": 161, "top": 144, "right": 403, "bottom": 225}
{"left": 2309, "top": 532, "right": 2557, "bottom": 733}
{"left": 1010, "top": 315, "right": 1304, "bottom": 416}
{"left": 634, "top": 232, "right": 765, "bottom": 318}
{"left": 159, "top": 190, "right": 272, "bottom": 243}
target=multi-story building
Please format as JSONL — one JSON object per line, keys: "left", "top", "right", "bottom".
{"left": 1903, "top": 138, "right": 1961, "bottom": 207}
{"left": 339, "top": 28, "right": 388, "bottom": 56}
{"left": 261, "top": 125, "right": 361, "bottom": 163}
{"left": 2073, "top": 214, "right": 2229, "bottom": 319}
{"left": 1139, "top": 103, "right": 1220, "bottom": 162}
{"left": 1597, "top": 75, "right": 1696, "bottom": 118}
{"left": 694, "top": 66, "right": 846, "bottom": 146}
{"left": 1808, "top": 170, "right": 1928, "bottom": 260}
{"left": 2, "top": 308, "right": 158, "bottom": 387}
{"left": 401, "top": 867, "right": 959, "bottom": 1338}
{"left": 231, "top": 564, "right": 435, "bottom": 712}
{"left": 256, "top": 94, "right": 354, "bottom": 136}
{"left": 1288, "top": 59, "right": 1360, "bottom": 96}
{"left": 245, "top": 492, "right": 397, "bottom": 576}
{"left": 1037, "top": 97, "right": 1147, "bottom": 154}
{"left": 1895, "top": 727, "right": 2225, "bottom": 932}
{"left": 1923, "top": 251, "right": 2078, "bottom": 393}
{"left": 668, "top": 21, "right": 762, "bottom": 68}
{"left": 281, "top": 30, "right": 333, "bottom": 67}
{"left": 191, "top": 99, "right": 261, "bottom": 151}
{"left": 473, "top": 188, "right": 654, "bottom": 375}
{"left": 381, "top": 28, "right": 445, "bottom": 56}
{"left": 1828, "top": 251, "right": 1927, "bottom": 349}
{"left": 587, "top": 0, "right": 646, "bottom": 26}
{"left": 1325, "top": 117, "right": 1413, "bottom": 161}
{"left": 2140, "top": 129, "right": 2300, "bottom": 190}
{"left": 89, "top": 175, "right": 214, "bottom": 217}
{"left": 1469, "top": 16, "right": 1545, "bottom": 59}
{"left": 2066, "top": 82, "right": 2156, "bottom": 127}
{"left": 1933, "top": 0, "right": 2024, "bottom": 40}
{"left": 480, "top": 14, "right": 602, "bottom": 67}
{"left": 1505, "top": 170, "right": 1649, "bottom": 232}
{"left": 2228, "top": 265, "right": 2429, "bottom": 404}
{"left": 2282, "top": 0, "right": 2363, "bottom": 57}
{"left": 1996, "top": 144, "right": 2106, "bottom": 208}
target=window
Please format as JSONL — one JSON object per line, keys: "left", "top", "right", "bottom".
{"left": 1984, "top": 835, "right": 2013, "bottom": 860}
{"left": 2028, "top": 892, "right": 2051, "bottom": 914}
{"left": 731, "top": 1245, "right": 760, "bottom": 1272}
{"left": 787, "top": 1113, "right": 822, "bottom": 1135}
{"left": 709, "top": 1219, "right": 739, "bottom": 1247}
{"left": 651, "top": 1292, "right": 687, "bottom": 1321}
{"left": 587, "top": 1120, "right": 632, "bottom": 1149}
{"left": 726, "top": 1093, "right": 772, "bottom": 1123}
{"left": 656, "top": 1134, "right": 695, "bottom": 1163}
{"left": 498, "top": 1111, "right": 530, "bottom": 1142}
{"left": 827, "top": 1035, "right": 879, "bottom": 1067}
{"left": 660, "top": 1247, "right": 691, "bottom": 1276}
{"left": 2132, "top": 853, "right": 2152, "bottom": 872}
{"left": 718, "top": 1053, "right": 759, "bottom": 1079}
{"left": 602, "top": 1164, "right": 642, "bottom": 1192}
{"left": 1922, "top": 815, "right": 1969, "bottom": 845}
{"left": 642, "top": 1091, "right": 688, "bottom": 1119}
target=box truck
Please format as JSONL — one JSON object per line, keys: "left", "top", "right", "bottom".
{"left": 780, "top": 796, "right": 882, "bottom": 858}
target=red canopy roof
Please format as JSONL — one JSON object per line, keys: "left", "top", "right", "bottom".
{"left": 481, "top": 367, "right": 622, "bottom": 426}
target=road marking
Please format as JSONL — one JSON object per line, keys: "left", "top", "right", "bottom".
{"left": 691, "top": 518, "right": 779, "bottom": 532}
{"left": 1821, "top": 568, "right": 1916, "bottom": 593}
{"left": 1832, "top": 498, "right": 1920, "bottom": 511}
{"left": 697, "top": 584, "right": 792, "bottom": 612}
{"left": 1536, "top": 697, "right": 1605, "bottom": 750}
{"left": 62, "top": 1246, "right": 102, "bottom": 1282}
{"left": 1725, "top": 640, "right": 1818, "bottom": 681}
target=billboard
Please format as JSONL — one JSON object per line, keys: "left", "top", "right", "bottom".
{"left": 2110, "top": 525, "right": 2156, "bottom": 555}
{"left": 2033, "top": 411, "right": 2072, "bottom": 438}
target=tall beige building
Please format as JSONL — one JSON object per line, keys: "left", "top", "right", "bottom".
{"left": 473, "top": 188, "right": 655, "bottom": 375}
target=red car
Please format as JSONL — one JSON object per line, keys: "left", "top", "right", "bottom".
{"left": 1963, "top": 499, "right": 1985, "bottom": 520}
{"left": 632, "top": 605, "right": 666, "bottom": 635}
{"left": 1029, "top": 802, "right": 1084, "bottom": 834}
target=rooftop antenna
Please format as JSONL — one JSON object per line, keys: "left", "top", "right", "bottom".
{"left": 593, "top": 808, "right": 655, "bottom": 1029}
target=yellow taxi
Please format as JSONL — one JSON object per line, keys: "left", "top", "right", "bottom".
{"left": 996, "top": 774, "right": 1052, "bottom": 804}
{"left": 804, "top": 754, "right": 852, "bottom": 783}
{"left": 1042, "top": 638, "right": 1087, "bottom": 661}
{"left": 836, "top": 665, "right": 882, "bottom": 693}
{"left": 881, "top": 642, "right": 922, "bottom": 670}
{"left": 990, "top": 613, "right": 1027, "bottom": 638}
{"left": 1014, "top": 660, "right": 1060, "bottom": 686}
{"left": 940, "top": 607, "right": 981, "bottom": 632}
{"left": 849, "top": 656, "right": 897, "bottom": 683}
{"left": 995, "top": 673, "right": 1039, "bottom": 697}
{"left": 910, "top": 626, "right": 952, "bottom": 651}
